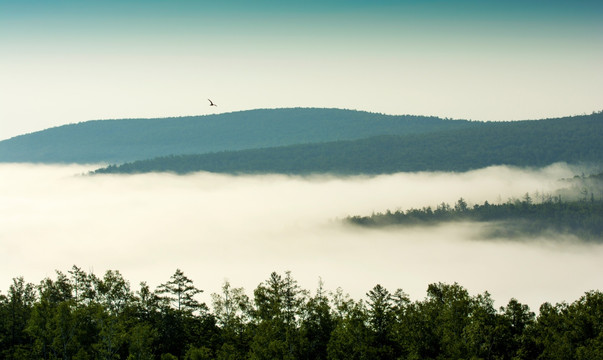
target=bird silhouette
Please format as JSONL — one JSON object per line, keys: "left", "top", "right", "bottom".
{"left": 208, "top": 99, "right": 217, "bottom": 107}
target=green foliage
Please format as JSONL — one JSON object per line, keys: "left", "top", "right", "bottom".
{"left": 366, "top": 284, "right": 396, "bottom": 358}
{"left": 184, "top": 345, "right": 213, "bottom": 360}
{"left": 249, "top": 271, "right": 306, "bottom": 360}
{"left": 299, "top": 280, "right": 334, "bottom": 360}
{"left": 126, "top": 324, "right": 156, "bottom": 360}
{"left": 0, "top": 277, "right": 36, "bottom": 359}
{"left": 0, "top": 268, "right": 601, "bottom": 359}
{"left": 211, "top": 281, "right": 251, "bottom": 359}
{"left": 327, "top": 299, "right": 372, "bottom": 360}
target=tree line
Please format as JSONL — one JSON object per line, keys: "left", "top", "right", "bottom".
{"left": 346, "top": 196, "right": 603, "bottom": 241}
{"left": 1, "top": 268, "right": 601, "bottom": 359}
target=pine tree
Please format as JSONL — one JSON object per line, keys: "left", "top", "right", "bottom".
{"left": 156, "top": 269, "right": 204, "bottom": 314}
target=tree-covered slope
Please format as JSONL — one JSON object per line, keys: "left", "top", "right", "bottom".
{"left": 94, "top": 112, "right": 603, "bottom": 175}
{"left": 0, "top": 108, "right": 474, "bottom": 164}
{"left": 348, "top": 198, "right": 603, "bottom": 241}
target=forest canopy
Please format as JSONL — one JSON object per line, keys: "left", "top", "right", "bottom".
{"left": 1, "top": 268, "right": 601, "bottom": 360}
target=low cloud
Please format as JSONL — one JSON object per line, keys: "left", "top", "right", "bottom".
{"left": 0, "top": 162, "right": 600, "bottom": 311}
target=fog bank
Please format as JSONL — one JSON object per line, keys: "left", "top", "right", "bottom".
{"left": 1, "top": 163, "right": 601, "bottom": 310}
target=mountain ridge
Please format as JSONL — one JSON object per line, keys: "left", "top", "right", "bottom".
{"left": 0, "top": 108, "right": 476, "bottom": 164}
{"left": 94, "top": 111, "right": 603, "bottom": 175}
{"left": 2, "top": 108, "right": 601, "bottom": 175}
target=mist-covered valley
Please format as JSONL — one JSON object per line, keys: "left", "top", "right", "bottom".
{"left": 2, "top": 162, "right": 601, "bottom": 311}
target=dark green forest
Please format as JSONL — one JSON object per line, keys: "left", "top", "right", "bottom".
{"left": 93, "top": 111, "right": 603, "bottom": 175}
{"left": 346, "top": 173, "right": 603, "bottom": 241}
{"left": 1, "top": 268, "right": 601, "bottom": 360}
{"left": 0, "top": 108, "right": 474, "bottom": 164}
{"left": 347, "top": 197, "right": 603, "bottom": 241}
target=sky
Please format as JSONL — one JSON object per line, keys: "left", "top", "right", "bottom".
{"left": 1, "top": 0, "right": 602, "bottom": 140}
{"left": 1, "top": 162, "right": 602, "bottom": 310}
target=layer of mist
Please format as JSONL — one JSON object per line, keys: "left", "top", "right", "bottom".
{"left": 1, "top": 163, "right": 601, "bottom": 311}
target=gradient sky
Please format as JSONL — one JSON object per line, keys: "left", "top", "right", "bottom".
{"left": 1, "top": 0, "right": 602, "bottom": 140}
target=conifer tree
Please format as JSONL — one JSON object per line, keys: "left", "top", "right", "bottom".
{"left": 156, "top": 269, "right": 204, "bottom": 314}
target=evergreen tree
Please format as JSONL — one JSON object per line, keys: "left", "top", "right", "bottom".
{"left": 157, "top": 269, "right": 204, "bottom": 314}
{"left": 327, "top": 299, "right": 371, "bottom": 360}
{"left": 155, "top": 269, "right": 209, "bottom": 358}
{"left": 127, "top": 323, "right": 157, "bottom": 360}
{"left": 250, "top": 271, "right": 305, "bottom": 360}
{"left": 300, "top": 279, "right": 335, "bottom": 360}
{"left": 366, "top": 284, "right": 396, "bottom": 359}
{"left": 1, "top": 277, "right": 36, "bottom": 359}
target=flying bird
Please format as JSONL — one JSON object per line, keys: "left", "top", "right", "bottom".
{"left": 208, "top": 99, "right": 217, "bottom": 107}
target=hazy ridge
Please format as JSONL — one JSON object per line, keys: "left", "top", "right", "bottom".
{"left": 2, "top": 108, "right": 601, "bottom": 176}
{"left": 0, "top": 108, "right": 474, "bottom": 164}
{"left": 94, "top": 111, "right": 603, "bottom": 175}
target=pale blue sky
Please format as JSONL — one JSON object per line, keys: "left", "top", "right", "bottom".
{"left": 1, "top": 0, "right": 602, "bottom": 139}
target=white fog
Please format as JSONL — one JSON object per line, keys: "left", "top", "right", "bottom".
{"left": 1, "top": 163, "right": 601, "bottom": 311}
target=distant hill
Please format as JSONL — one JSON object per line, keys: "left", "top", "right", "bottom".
{"left": 346, "top": 173, "right": 603, "bottom": 241}
{"left": 94, "top": 112, "right": 603, "bottom": 175}
{"left": 347, "top": 199, "right": 603, "bottom": 241}
{"left": 0, "top": 108, "right": 475, "bottom": 164}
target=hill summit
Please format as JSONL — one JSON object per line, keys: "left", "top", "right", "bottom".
{"left": 0, "top": 108, "right": 472, "bottom": 164}
{"left": 2, "top": 108, "right": 601, "bottom": 175}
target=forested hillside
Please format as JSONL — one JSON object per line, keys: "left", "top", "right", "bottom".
{"left": 0, "top": 108, "right": 474, "bottom": 164}
{"left": 94, "top": 111, "right": 603, "bottom": 175}
{"left": 347, "top": 198, "right": 603, "bottom": 241}
{"left": 1, "top": 268, "right": 601, "bottom": 359}
{"left": 346, "top": 173, "right": 603, "bottom": 240}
